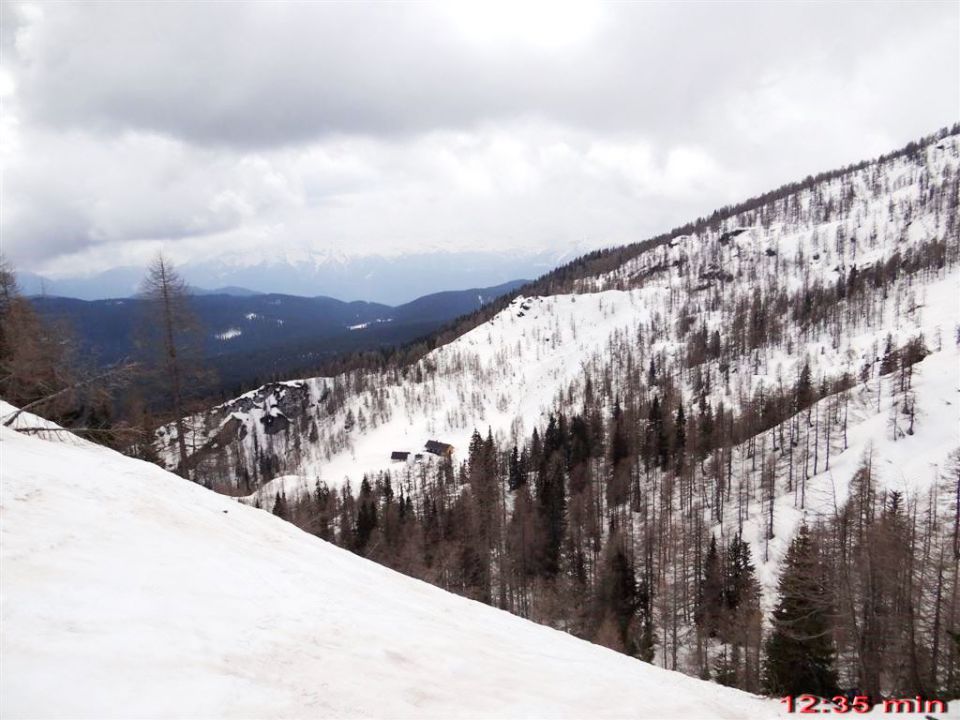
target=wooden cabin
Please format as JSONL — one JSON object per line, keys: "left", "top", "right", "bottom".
{"left": 424, "top": 440, "right": 454, "bottom": 458}
{"left": 391, "top": 451, "right": 410, "bottom": 462}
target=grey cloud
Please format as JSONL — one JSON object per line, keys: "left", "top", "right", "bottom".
{"left": 10, "top": 2, "right": 956, "bottom": 149}
{"left": 1, "top": 1, "right": 957, "bottom": 276}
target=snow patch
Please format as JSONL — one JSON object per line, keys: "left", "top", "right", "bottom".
{"left": 215, "top": 328, "right": 242, "bottom": 341}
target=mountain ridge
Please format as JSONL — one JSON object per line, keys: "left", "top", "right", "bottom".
{"left": 32, "top": 279, "right": 527, "bottom": 391}
{"left": 16, "top": 247, "right": 579, "bottom": 304}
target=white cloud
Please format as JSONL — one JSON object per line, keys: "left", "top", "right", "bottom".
{"left": 0, "top": 1, "right": 956, "bottom": 279}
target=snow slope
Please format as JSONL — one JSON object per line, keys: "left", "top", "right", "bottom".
{"left": 727, "top": 341, "right": 960, "bottom": 614}
{"left": 162, "top": 131, "right": 960, "bottom": 497}
{"left": 0, "top": 409, "right": 786, "bottom": 719}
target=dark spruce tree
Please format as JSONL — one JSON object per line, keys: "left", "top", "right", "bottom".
{"left": 764, "top": 525, "right": 838, "bottom": 697}
{"left": 535, "top": 415, "right": 567, "bottom": 577}
{"left": 594, "top": 536, "right": 640, "bottom": 654}
{"left": 355, "top": 477, "right": 378, "bottom": 553}
{"left": 696, "top": 534, "right": 724, "bottom": 638}
{"left": 272, "top": 491, "right": 289, "bottom": 522}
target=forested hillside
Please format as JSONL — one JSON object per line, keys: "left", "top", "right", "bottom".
{"left": 31, "top": 280, "right": 525, "bottom": 393}
{"left": 157, "top": 127, "right": 960, "bottom": 700}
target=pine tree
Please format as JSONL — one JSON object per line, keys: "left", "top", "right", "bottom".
{"left": 795, "top": 361, "right": 813, "bottom": 411}
{"left": 879, "top": 334, "right": 898, "bottom": 375}
{"left": 355, "top": 477, "right": 378, "bottom": 553}
{"left": 674, "top": 401, "right": 687, "bottom": 466}
{"left": 723, "top": 534, "right": 763, "bottom": 692}
{"left": 536, "top": 450, "right": 566, "bottom": 578}
{"left": 724, "top": 534, "right": 756, "bottom": 613}
{"left": 697, "top": 534, "right": 724, "bottom": 637}
{"left": 594, "top": 536, "right": 640, "bottom": 654}
{"left": 764, "top": 525, "right": 838, "bottom": 697}
{"left": 272, "top": 491, "right": 288, "bottom": 521}
{"left": 645, "top": 396, "right": 667, "bottom": 470}
{"left": 508, "top": 446, "right": 526, "bottom": 490}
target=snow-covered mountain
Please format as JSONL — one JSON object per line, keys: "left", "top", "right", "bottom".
{"left": 167, "top": 129, "right": 959, "bottom": 493}
{"left": 0, "top": 406, "right": 783, "bottom": 719}
{"left": 157, "top": 127, "right": 960, "bottom": 696}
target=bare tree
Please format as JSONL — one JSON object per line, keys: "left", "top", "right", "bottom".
{"left": 0, "top": 254, "right": 84, "bottom": 423}
{"left": 138, "top": 253, "right": 205, "bottom": 478}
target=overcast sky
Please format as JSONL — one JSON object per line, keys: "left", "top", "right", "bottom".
{"left": 1, "top": 1, "right": 957, "bottom": 278}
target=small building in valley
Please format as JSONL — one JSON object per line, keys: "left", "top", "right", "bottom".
{"left": 424, "top": 440, "right": 454, "bottom": 458}
{"left": 391, "top": 451, "right": 410, "bottom": 462}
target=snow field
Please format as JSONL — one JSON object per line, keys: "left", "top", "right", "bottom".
{"left": 1, "top": 408, "right": 786, "bottom": 718}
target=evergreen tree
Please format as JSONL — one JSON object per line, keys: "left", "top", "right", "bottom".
{"left": 355, "top": 477, "right": 378, "bottom": 552}
{"left": 795, "top": 361, "right": 813, "bottom": 411}
{"left": 697, "top": 534, "right": 724, "bottom": 637}
{"left": 508, "top": 446, "right": 527, "bottom": 490}
{"left": 764, "top": 525, "right": 838, "bottom": 697}
{"left": 644, "top": 396, "right": 667, "bottom": 470}
{"left": 674, "top": 401, "right": 687, "bottom": 464}
{"left": 536, "top": 449, "right": 566, "bottom": 578}
{"left": 594, "top": 536, "right": 639, "bottom": 654}
{"left": 724, "top": 534, "right": 756, "bottom": 613}
{"left": 879, "top": 334, "right": 898, "bottom": 375}
{"left": 636, "top": 574, "right": 656, "bottom": 663}
{"left": 723, "top": 534, "right": 763, "bottom": 692}
{"left": 272, "top": 491, "right": 288, "bottom": 521}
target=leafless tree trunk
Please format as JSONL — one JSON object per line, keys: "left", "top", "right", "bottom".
{"left": 140, "top": 253, "right": 202, "bottom": 479}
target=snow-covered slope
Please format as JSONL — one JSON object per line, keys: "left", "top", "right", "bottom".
{"left": 147, "top": 129, "right": 960, "bottom": 694}
{"left": 0, "top": 409, "right": 784, "bottom": 719}
{"left": 164, "top": 130, "right": 960, "bottom": 497}
{"left": 726, "top": 340, "right": 960, "bottom": 613}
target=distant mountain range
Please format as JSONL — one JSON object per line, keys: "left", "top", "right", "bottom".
{"left": 17, "top": 248, "right": 590, "bottom": 304}
{"left": 32, "top": 279, "right": 527, "bottom": 391}
{"left": 188, "top": 286, "right": 263, "bottom": 297}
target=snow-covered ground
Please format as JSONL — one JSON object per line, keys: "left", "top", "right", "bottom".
{"left": 733, "top": 340, "right": 960, "bottom": 614}
{"left": 161, "top": 132, "right": 960, "bottom": 498}
{"left": 138, "top": 131, "right": 960, "bottom": 703}
{"left": 1, "top": 408, "right": 787, "bottom": 719}
{"left": 215, "top": 327, "right": 243, "bottom": 341}
{"left": 238, "top": 473, "right": 316, "bottom": 507}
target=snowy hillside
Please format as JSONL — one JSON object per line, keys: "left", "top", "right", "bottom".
{"left": 164, "top": 130, "right": 959, "bottom": 495}
{"left": 0, "top": 409, "right": 783, "bottom": 719}
{"left": 719, "top": 339, "right": 960, "bottom": 614}
{"left": 153, "top": 128, "right": 960, "bottom": 697}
